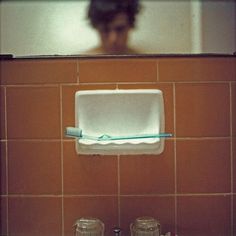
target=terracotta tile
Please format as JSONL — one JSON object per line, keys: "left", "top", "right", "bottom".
{"left": 79, "top": 59, "right": 157, "bottom": 83}
{"left": 8, "top": 140, "right": 61, "bottom": 194}
{"left": 0, "top": 142, "right": 7, "bottom": 195}
{"left": 120, "top": 140, "right": 174, "bottom": 194}
{"left": 117, "top": 83, "right": 174, "bottom": 135}
{"left": 233, "top": 137, "right": 236, "bottom": 193}
{"left": 62, "top": 84, "right": 116, "bottom": 139}
{"left": 176, "top": 139, "right": 231, "bottom": 193}
{"left": 159, "top": 58, "right": 236, "bottom": 82}
{"left": 8, "top": 197, "right": 62, "bottom": 236}
{"left": 177, "top": 195, "right": 231, "bottom": 236}
{"left": 176, "top": 83, "right": 230, "bottom": 137}
{"left": 0, "top": 87, "right": 6, "bottom": 139}
{"left": 232, "top": 82, "right": 236, "bottom": 136}
{"left": 233, "top": 195, "right": 236, "bottom": 235}
{"left": 64, "top": 196, "right": 118, "bottom": 236}
{"left": 0, "top": 59, "right": 77, "bottom": 85}
{"left": 63, "top": 141, "right": 118, "bottom": 194}
{"left": 120, "top": 196, "right": 175, "bottom": 235}
{"left": 0, "top": 197, "right": 7, "bottom": 235}
{"left": 6, "top": 86, "right": 61, "bottom": 139}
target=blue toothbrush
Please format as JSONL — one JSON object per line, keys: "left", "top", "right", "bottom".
{"left": 66, "top": 127, "right": 172, "bottom": 141}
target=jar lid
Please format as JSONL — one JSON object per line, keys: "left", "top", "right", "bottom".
{"left": 74, "top": 217, "right": 104, "bottom": 232}
{"left": 133, "top": 217, "right": 160, "bottom": 231}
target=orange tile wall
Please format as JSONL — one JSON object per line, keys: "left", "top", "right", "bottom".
{"left": 0, "top": 57, "right": 236, "bottom": 236}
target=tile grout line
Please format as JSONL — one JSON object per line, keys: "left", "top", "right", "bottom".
{"left": 3, "top": 80, "right": 234, "bottom": 88}
{"left": 4, "top": 86, "right": 9, "bottom": 236}
{"left": 229, "top": 82, "right": 233, "bottom": 236}
{"left": 166, "top": 81, "right": 232, "bottom": 84}
{"left": 117, "top": 155, "right": 121, "bottom": 227}
{"left": 4, "top": 84, "right": 62, "bottom": 88}
{"left": 173, "top": 82, "right": 177, "bottom": 235}
{"left": 7, "top": 194, "right": 64, "bottom": 198}
{"left": 6, "top": 139, "right": 62, "bottom": 142}
{"left": 60, "top": 85, "right": 64, "bottom": 236}
{"left": 81, "top": 82, "right": 168, "bottom": 85}
{"left": 5, "top": 80, "right": 236, "bottom": 85}
{"left": 4, "top": 86, "right": 8, "bottom": 194}
{"left": 156, "top": 60, "right": 159, "bottom": 82}
{"left": 5, "top": 193, "right": 232, "bottom": 197}
{"left": 174, "top": 136, "right": 231, "bottom": 140}
{"left": 77, "top": 60, "right": 80, "bottom": 84}
{"left": 3, "top": 136, "right": 232, "bottom": 142}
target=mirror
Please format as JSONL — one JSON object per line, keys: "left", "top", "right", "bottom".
{"left": 0, "top": 0, "right": 235, "bottom": 57}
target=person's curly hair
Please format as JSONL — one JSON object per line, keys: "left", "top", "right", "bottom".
{"left": 87, "top": 0, "right": 141, "bottom": 28}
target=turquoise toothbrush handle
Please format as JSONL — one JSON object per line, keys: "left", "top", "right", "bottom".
{"left": 65, "top": 127, "right": 172, "bottom": 141}
{"left": 97, "top": 133, "right": 172, "bottom": 141}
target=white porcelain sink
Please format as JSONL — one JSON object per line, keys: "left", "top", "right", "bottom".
{"left": 74, "top": 89, "right": 166, "bottom": 155}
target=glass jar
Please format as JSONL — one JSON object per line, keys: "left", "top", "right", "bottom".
{"left": 74, "top": 217, "right": 104, "bottom": 236}
{"left": 130, "top": 216, "right": 161, "bottom": 236}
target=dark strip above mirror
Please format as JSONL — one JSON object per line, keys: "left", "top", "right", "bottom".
{"left": 0, "top": 53, "right": 235, "bottom": 60}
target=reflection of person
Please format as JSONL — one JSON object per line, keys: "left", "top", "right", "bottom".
{"left": 86, "top": 0, "right": 141, "bottom": 54}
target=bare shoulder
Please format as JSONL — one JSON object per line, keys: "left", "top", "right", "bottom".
{"left": 126, "top": 47, "right": 141, "bottom": 54}
{"left": 83, "top": 46, "right": 103, "bottom": 54}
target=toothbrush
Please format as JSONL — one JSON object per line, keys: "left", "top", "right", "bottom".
{"left": 97, "top": 133, "right": 172, "bottom": 141}
{"left": 66, "top": 127, "right": 172, "bottom": 141}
